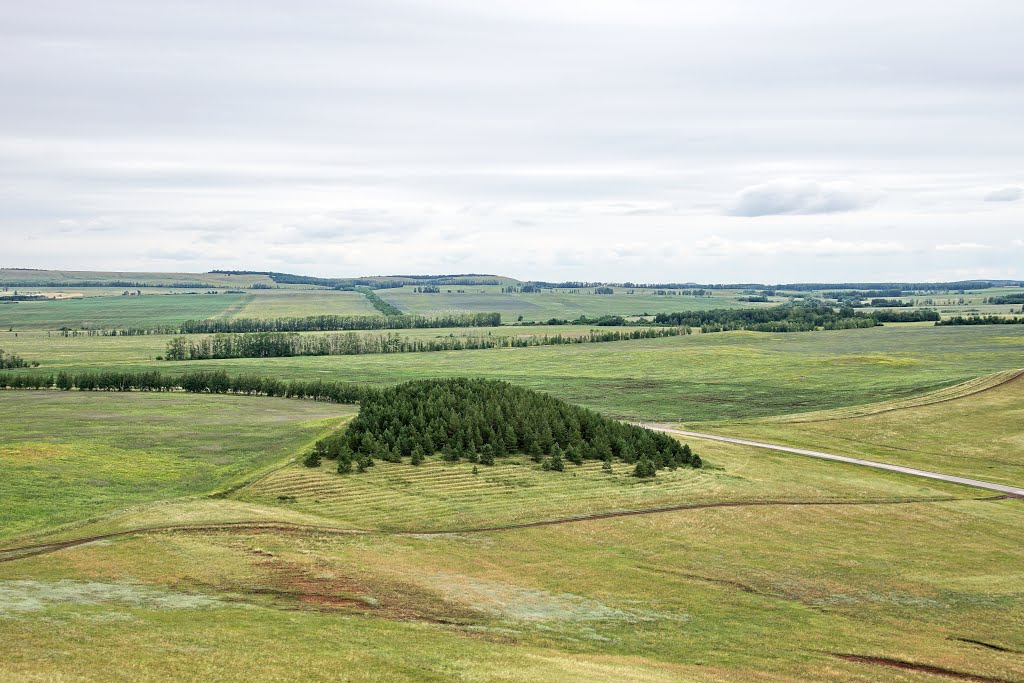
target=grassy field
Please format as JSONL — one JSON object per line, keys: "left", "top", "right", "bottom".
{"left": 0, "top": 293, "right": 247, "bottom": 330}
{"left": 0, "top": 405, "right": 1019, "bottom": 681}
{"left": 708, "top": 370, "right": 1024, "bottom": 487}
{"left": 379, "top": 285, "right": 766, "bottom": 320}
{"left": 5, "top": 323, "right": 1022, "bottom": 422}
{"left": 0, "top": 392, "right": 355, "bottom": 540}
{"left": 230, "top": 289, "right": 376, "bottom": 318}
{"left": 3, "top": 272, "right": 1024, "bottom": 681}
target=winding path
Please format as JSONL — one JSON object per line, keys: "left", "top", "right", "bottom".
{"left": 645, "top": 426, "right": 1024, "bottom": 497}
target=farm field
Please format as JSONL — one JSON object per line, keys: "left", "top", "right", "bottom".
{"left": 5, "top": 323, "right": 1023, "bottom": 422}
{"left": 378, "top": 284, "right": 768, "bottom": 320}
{"left": 0, "top": 292, "right": 247, "bottom": 330}
{"left": 230, "top": 288, "right": 377, "bottom": 318}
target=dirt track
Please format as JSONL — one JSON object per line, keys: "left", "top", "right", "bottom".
{"left": 645, "top": 426, "right": 1024, "bottom": 497}
{"left": 0, "top": 494, "right": 1006, "bottom": 564}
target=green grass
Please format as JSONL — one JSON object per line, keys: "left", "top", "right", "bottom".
{"left": 231, "top": 289, "right": 377, "bottom": 318}
{"left": 2, "top": 283, "right": 1024, "bottom": 681}
{"left": 707, "top": 370, "right": 1024, "bottom": 487}
{"left": 379, "top": 285, "right": 766, "bottom": 321}
{"left": 0, "top": 392, "right": 355, "bottom": 539}
{"left": 0, "top": 293, "right": 246, "bottom": 330}
{"left": 235, "top": 438, "right": 972, "bottom": 533}
{"left": 6, "top": 323, "right": 1024, "bottom": 422}
{"left": 0, "top": 437, "right": 1019, "bottom": 681}
{"left": 0, "top": 374, "right": 1022, "bottom": 681}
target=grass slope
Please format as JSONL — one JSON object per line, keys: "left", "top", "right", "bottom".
{"left": 0, "top": 392, "right": 355, "bottom": 539}
{"left": 711, "top": 370, "right": 1024, "bottom": 487}
{"left": 0, "top": 293, "right": 246, "bottom": 330}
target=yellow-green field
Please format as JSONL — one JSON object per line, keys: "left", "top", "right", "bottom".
{"left": 0, "top": 390, "right": 1020, "bottom": 682}
{"left": 2, "top": 273, "right": 1023, "bottom": 682}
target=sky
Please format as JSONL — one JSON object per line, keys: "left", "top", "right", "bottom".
{"left": 2, "top": 0, "right": 1022, "bottom": 284}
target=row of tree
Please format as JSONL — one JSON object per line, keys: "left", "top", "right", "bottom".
{"left": 77, "top": 312, "right": 503, "bottom": 336}
{"left": 984, "top": 294, "right": 1024, "bottom": 305}
{"left": 0, "top": 369, "right": 368, "bottom": 402}
{"left": 936, "top": 315, "right": 1024, "bottom": 326}
{"left": 306, "top": 378, "right": 700, "bottom": 477}
{"left": 162, "top": 327, "right": 690, "bottom": 361}
{"left": 356, "top": 287, "right": 404, "bottom": 315}
{"left": 653, "top": 304, "right": 939, "bottom": 332}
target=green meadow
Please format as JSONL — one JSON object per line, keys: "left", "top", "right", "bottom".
{"left": 6, "top": 322, "right": 1023, "bottom": 422}
{"left": 1, "top": 272, "right": 1022, "bottom": 682}
{"left": 0, "top": 392, "right": 354, "bottom": 539}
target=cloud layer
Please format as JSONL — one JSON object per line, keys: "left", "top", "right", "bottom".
{"left": 1, "top": 0, "right": 1023, "bottom": 281}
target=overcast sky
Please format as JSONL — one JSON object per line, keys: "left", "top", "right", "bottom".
{"left": 2, "top": 0, "right": 1022, "bottom": 283}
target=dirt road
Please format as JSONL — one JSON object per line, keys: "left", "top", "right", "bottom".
{"left": 645, "top": 425, "right": 1024, "bottom": 497}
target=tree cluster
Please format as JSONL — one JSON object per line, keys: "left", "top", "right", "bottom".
{"left": 309, "top": 378, "right": 701, "bottom": 476}
{"left": 0, "top": 348, "right": 37, "bottom": 369}
{"left": 653, "top": 304, "right": 939, "bottom": 332}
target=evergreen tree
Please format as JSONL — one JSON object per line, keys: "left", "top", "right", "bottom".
{"left": 632, "top": 457, "right": 656, "bottom": 478}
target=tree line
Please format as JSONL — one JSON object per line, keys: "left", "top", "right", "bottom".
{"left": 0, "top": 369, "right": 368, "bottom": 402}
{"left": 936, "top": 315, "right": 1024, "bottom": 326}
{"left": 162, "top": 327, "right": 691, "bottom": 361}
{"left": 73, "top": 312, "right": 503, "bottom": 336}
{"left": 0, "top": 280, "right": 214, "bottom": 288}
{"left": 306, "top": 378, "right": 700, "bottom": 477}
{"left": 653, "top": 304, "right": 939, "bottom": 332}
{"left": 984, "top": 294, "right": 1024, "bottom": 305}
{"left": 356, "top": 286, "right": 404, "bottom": 315}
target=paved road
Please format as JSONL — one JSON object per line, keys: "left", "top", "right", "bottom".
{"left": 645, "top": 425, "right": 1024, "bottom": 498}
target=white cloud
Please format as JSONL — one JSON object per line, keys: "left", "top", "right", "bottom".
{"left": 1, "top": 0, "right": 1024, "bottom": 281}
{"left": 984, "top": 186, "right": 1023, "bottom": 202}
{"left": 934, "top": 242, "right": 992, "bottom": 251}
{"left": 692, "top": 236, "right": 905, "bottom": 257}
{"left": 725, "top": 180, "right": 880, "bottom": 217}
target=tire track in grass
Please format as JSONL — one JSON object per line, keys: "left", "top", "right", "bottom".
{"left": 0, "top": 494, "right": 1008, "bottom": 564}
